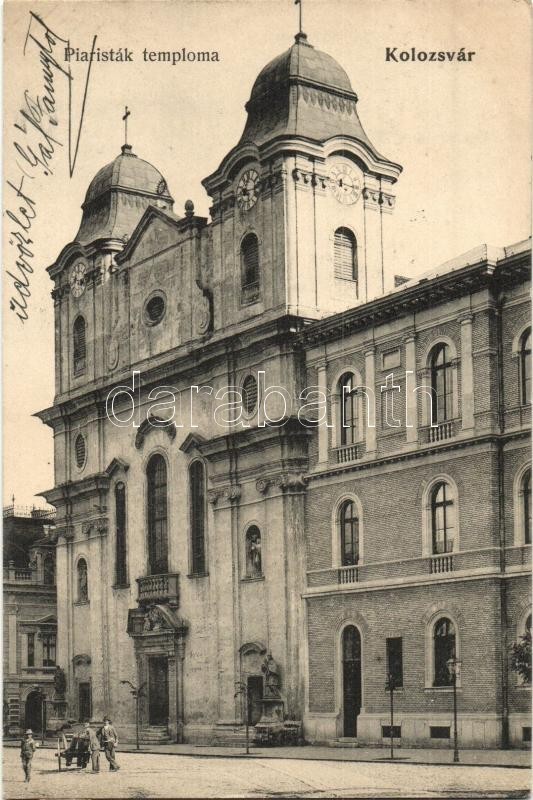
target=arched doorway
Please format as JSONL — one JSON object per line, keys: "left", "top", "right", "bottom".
{"left": 25, "top": 691, "right": 43, "bottom": 733}
{"left": 342, "top": 626, "right": 361, "bottom": 737}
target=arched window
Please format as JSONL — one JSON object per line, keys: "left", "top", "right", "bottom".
{"left": 73, "top": 316, "right": 86, "bottom": 375}
{"left": 77, "top": 559, "right": 88, "bottom": 602}
{"left": 241, "top": 234, "right": 259, "bottom": 290}
{"left": 242, "top": 375, "right": 258, "bottom": 416}
{"left": 115, "top": 482, "right": 127, "bottom": 586}
{"left": 340, "top": 500, "right": 359, "bottom": 566}
{"left": 523, "top": 469, "right": 531, "bottom": 545}
{"left": 147, "top": 455, "right": 168, "bottom": 575}
{"left": 43, "top": 555, "right": 55, "bottom": 586}
{"left": 430, "top": 343, "right": 453, "bottom": 424}
{"left": 245, "top": 526, "right": 262, "bottom": 577}
{"left": 433, "top": 617, "right": 456, "bottom": 686}
{"left": 521, "top": 328, "right": 531, "bottom": 406}
{"left": 190, "top": 461, "right": 206, "bottom": 575}
{"left": 431, "top": 481, "right": 455, "bottom": 554}
{"left": 339, "top": 373, "right": 358, "bottom": 446}
{"left": 334, "top": 228, "right": 358, "bottom": 285}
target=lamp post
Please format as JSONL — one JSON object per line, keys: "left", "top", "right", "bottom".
{"left": 120, "top": 681, "right": 146, "bottom": 750}
{"left": 234, "top": 680, "right": 250, "bottom": 755}
{"left": 446, "top": 657, "right": 461, "bottom": 763}
{"left": 385, "top": 672, "right": 396, "bottom": 760}
{"left": 33, "top": 686, "right": 46, "bottom": 745}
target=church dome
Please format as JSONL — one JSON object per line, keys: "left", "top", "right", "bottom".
{"left": 83, "top": 145, "right": 172, "bottom": 206}
{"left": 76, "top": 145, "right": 174, "bottom": 245}
{"left": 237, "top": 33, "right": 381, "bottom": 156}
{"left": 250, "top": 33, "right": 353, "bottom": 101}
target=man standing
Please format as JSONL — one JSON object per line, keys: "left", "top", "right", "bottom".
{"left": 84, "top": 722, "right": 100, "bottom": 772}
{"left": 20, "top": 729, "right": 37, "bottom": 782}
{"left": 99, "top": 717, "right": 120, "bottom": 771}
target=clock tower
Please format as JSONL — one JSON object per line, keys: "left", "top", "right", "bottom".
{"left": 203, "top": 31, "right": 402, "bottom": 326}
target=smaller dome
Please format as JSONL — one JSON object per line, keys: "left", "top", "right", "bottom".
{"left": 83, "top": 145, "right": 172, "bottom": 207}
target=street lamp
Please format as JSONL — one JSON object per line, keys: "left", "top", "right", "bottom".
{"left": 385, "top": 672, "right": 396, "bottom": 760}
{"left": 33, "top": 686, "right": 46, "bottom": 746}
{"left": 120, "top": 680, "right": 146, "bottom": 750}
{"left": 446, "top": 657, "right": 461, "bottom": 763}
{"left": 234, "top": 681, "right": 250, "bottom": 755}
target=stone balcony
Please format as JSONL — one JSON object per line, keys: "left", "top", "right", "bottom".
{"left": 136, "top": 572, "right": 180, "bottom": 606}
{"left": 421, "top": 419, "right": 457, "bottom": 444}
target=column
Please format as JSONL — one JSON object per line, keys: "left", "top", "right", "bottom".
{"left": 317, "top": 361, "right": 329, "bottom": 463}
{"left": 364, "top": 347, "right": 377, "bottom": 453}
{"left": 8, "top": 609, "right": 17, "bottom": 675}
{"left": 404, "top": 334, "right": 418, "bottom": 443}
{"left": 459, "top": 313, "right": 475, "bottom": 430}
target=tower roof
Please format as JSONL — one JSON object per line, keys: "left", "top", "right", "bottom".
{"left": 236, "top": 33, "right": 383, "bottom": 157}
{"left": 76, "top": 145, "right": 173, "bottom": 245}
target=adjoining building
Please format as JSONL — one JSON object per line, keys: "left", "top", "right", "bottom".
{"left": 3, "top": 505, "right": 57, "bottom": 736}
{"left": 37, "top": 30, "right": 531, "bottom": 748}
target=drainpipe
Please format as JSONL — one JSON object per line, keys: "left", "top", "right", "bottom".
{"left": 495, "top": 296, "right": 509, "bottom": 749}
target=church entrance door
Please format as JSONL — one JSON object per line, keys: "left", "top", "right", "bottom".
{"left": 148, "top": 656, "right": 169, "bottom": 725}
{"left": 342, "top": 626, "right": 361, "bottom": 737}
{"left": 247, "top": 676, "right": 263, "bottom": 726}
{"left": 25, "top": 691, "right": 43, "bottom": 733}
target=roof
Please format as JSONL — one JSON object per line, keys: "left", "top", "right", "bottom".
{"left": 236, "top": 33, "right": 389, "bottom": 161}
{"left": 83, "top": 145, "right": 172, "bottom": 207}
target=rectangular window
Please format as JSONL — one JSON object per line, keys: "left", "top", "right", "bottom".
{"left": 522, "top": 727, "right": 531, "bottom": 743}
{"left": 386, "top": 637, "right": 403, "bottom": 688}
{"left": 78, "top": 682, "right": 92, "bottom": 722}
{"left": 382, "top": 725, "right": 401, "bottom": 739}
{"left": 430, "top": 726, "right": 450, "bottom": 739}
{"left": 42, "top": 634, "right": 56, "bottom": 667}
{"left": 27, "top": 633, "right": 35, "bottom": 667}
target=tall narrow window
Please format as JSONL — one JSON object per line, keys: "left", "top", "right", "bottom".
{"left": 340, "top": 500, "right": 359, "bottom": 566}
{"left": 43, "top": 555, "right": 55, "bottom": 586}
{"left": 115, "top": 482, "right": 127, "bottom": 585}
{"left": 190, "top": 461, "right": 206, "bottom": 575}
{"left": 73, "top": 315, "right": 86, "bottom": 375}
{"left": 27, "top": 633, "right": 35, "bottom": 667}
{"left": 245, "top": 526, "right": 262, "bottom": 577}
{"left": 523, "top": 468, "right": 531, "bottom": 545}
{"left": 77, "top": 559, "right": 88, "bottom": 602}
{"left": 334, "top": 228, "right": 358, "bottom": 284}
{"left": 147, "top": 455, "right": 168, "bottom": 574}
{"left": 521, "top": 329, "right": 531, "bottom": 406}
{"left": 42, "top": 634, "right": 56, "bottom": 667}
{"left": 431, "top": 481, "right": 455, "bottom": 554}
{"left": 430, "top": 343, "right": 453, "bottom": 424}
{"left": 433, "top": 618, "right": 456, "bottom": 686}
{"left": 339, "top": 373, "right": 358, "bottom": 445}
{"left": 386, "top": 637, "right": 403, "bottom": 688}
{"left": 241, "top": 234, "right": 259, "bottom": 289}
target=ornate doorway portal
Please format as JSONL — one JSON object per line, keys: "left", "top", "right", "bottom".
{"left": 149, "top": 657, "right": 169, "bottom": 725}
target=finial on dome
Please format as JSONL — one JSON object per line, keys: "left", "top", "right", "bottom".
{"left": 185, "top": 199, "right": 194, "bottom": 217}
{"left": 294, "top": 0, "right": 305, "bottom": 37}
{"left": 122, "top": 105, "right": 131, "bottom": 148}
{"left": 121, "top": 144, "right": 133, "bottom": 155}
{"left": 294, "top": 32, "right": 308, "bottom": 44}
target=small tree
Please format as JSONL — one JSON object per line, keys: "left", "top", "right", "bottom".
{"left": 510, "top": 630, "right": 531, "bottom": 684}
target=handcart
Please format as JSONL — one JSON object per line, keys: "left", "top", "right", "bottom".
{"left": 55, "top": 724, "right": 91, "bottom": 771}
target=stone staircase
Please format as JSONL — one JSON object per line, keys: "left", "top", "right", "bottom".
{"left": 211, "top": 725, "right": 251, "bottom": 747}
{"left": 140, "top": 725, "right": 170, "bottom": 744}
{"left": 330, "top": 737, "right": 359, "bottom": 748}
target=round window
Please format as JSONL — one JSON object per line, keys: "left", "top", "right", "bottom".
{"left": 242, "top": 375, "right": 258, "bottom": 415}
{"left": 75, "top": 434, "right": 86, "bottom": 469}
{"left": 145, "top": 294, "right": 166, "bottom": 325}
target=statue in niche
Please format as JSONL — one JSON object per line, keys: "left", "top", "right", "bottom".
{"left": 53, "top": 666, "right": 67, "bottom": 697}
{"left": 261, "top": 653, "right": 281, "bottom": 698}
{"left": 246, "top": 526, "right": 262, "bottom": 577}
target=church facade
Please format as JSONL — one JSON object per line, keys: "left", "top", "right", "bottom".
{"left": 38, "top": 32, "right": 531, "bottom": 748}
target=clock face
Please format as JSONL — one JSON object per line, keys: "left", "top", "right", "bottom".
{"left": 157, "top": 178, "right": 167, "bottom": 195}
{"left": 69, "top": 261, "right": 87, "bottom": 298}
{"left": 236, "top": 168, "right": 259, "bottom": 211}
{"left": 329, "top": 163, "right": 362, "bottom": 205}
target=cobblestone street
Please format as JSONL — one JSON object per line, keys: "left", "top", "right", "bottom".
{"left": 3, "top": 747, "right": 529, "bottom": 799}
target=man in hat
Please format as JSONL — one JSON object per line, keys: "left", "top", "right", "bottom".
{"left": 20, "top": 729, "right": 38, "bottom": 782}
{"left": 84, "top": 722, "right": 100, "bottom": 772}
{"left": 99, "top": 717, "right": 120, "bottom": 771}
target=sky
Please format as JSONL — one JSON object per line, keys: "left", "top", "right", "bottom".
{"left": 3, "top": 0, "right": 531, "bottom": 507}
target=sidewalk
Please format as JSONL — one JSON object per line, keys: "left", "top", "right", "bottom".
{"left": 4, "top": 738, "right": 530, "bottom": 768}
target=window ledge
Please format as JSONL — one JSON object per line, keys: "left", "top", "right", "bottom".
{"left": 424, "top": 686, "right": 462, "bottom": 692}
{"left": 112, "top": 583, "right": 130, "bottom": 591}
{"left": 74, "top": 600, "right": 90, "bottom": 606}
{"left": 187, "top": 572, "right": 209, "bottom": 579}
{"left": 241, "top": 575, "right": 264, "bottom": 583}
